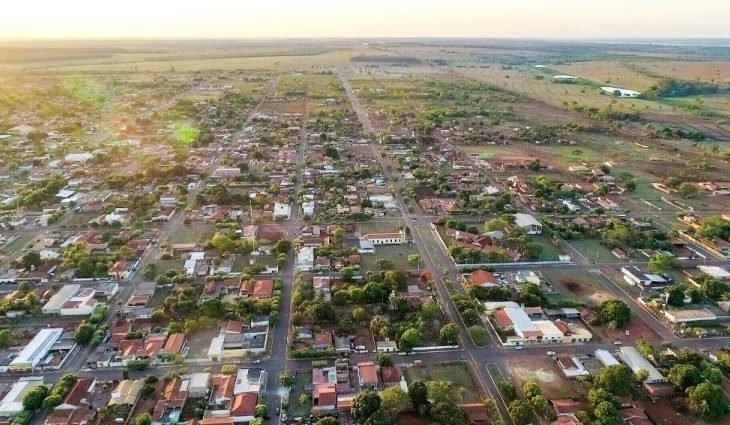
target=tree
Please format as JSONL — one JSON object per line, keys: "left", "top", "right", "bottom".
{"left": 699, "top": 276, "right": 728, "bottom": 301}
{"left": 275, "top": 239, "right": 292, "bottom": 254}
{"left": 408, "top": 380, "right": 430, "bottom": 415}
{"left": 136, "top": 413, "right": 152, "bottom": 425}
{"left": 668, "top": 364, "right": 703, "bottom": 390}
{"left": 353, "top": 307, "right": 368, "bottom": 324}
{"left": 648, "top": 252, "right": 680, "bottom": 273}
{"left": 279, "top": 372, "right": 295, "bottom": 387}
{"left": 439, "top": 323, "right": 459, "bottom": 345}
{"left": 421, "top": 299, "right": 442, "bottom": 321}
{"left": 250, "top": 419, "right": 264, "bottom": 425}
{"left": 587, "top": 387, "right": 614, "bottom": 408}
{"left": 497, "top": 380, "right": 517, "bottom": 401}
{"left": 20, "top": 251, "right": 41, "bottom": 270}
{"left": 666, "top": 284, "right": 688, "bottom": 307}
{"left": 22, "top": 385, "right": 49, "bottom": 411}
{"left": 254, "top": 404, "right": 268, "bottom": 418}
{"left": 522, "top": 380, "right": 542, "bottom": 400}
{"left": 508, "top": 400, "right": 533, "bottom": 425}
{"left": 431, "top": 400, "right": 468, "bottom": 425}
{"left": 593, "top": 364, "right": 634, "bottom": 396}
{"left": 74, "top": 322, "right": 95, "bottom": 344}
{"left": 380, "top": 387, "right": 411, "bottom": 420}
{"left": 221, "top": 364, "right": 237, "bottom": 375}
{"left": 687, "top": 383, "right": 729, "bottom": 421}
{"left": 376, "top": 353, "right": 393, "bottom": 367}
{"left": 398, "top": 328, "right": 423, "bottom": 353}
{"left": 597, "top": 299, "right": 631, "bottom": 329}
{"left": 352, "top": 390, "right": 382, "bottom": 424}
{"left": 593, "top": 400, "right": 621, "bottom": 425}
{"left": 142, "top": 264, "right": 157, "bottom": 280}
{"left": 0, "top": 329, "right": 17, "bottom": 349}
{"left": 678, "top": 182, "right": 699, "bottom": 199}
{"left": 530, "top": 395, "right": 552, "bottom": 419}
{"left": 384, "top": 270, "right": 407, "bottom": 291}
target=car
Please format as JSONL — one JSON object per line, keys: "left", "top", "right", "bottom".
{"left": 275, "top": 408, "right": 280, "bottom": 416}
{"left": 515, "top": 346, "right": 523, "bottom": 350}
{"left": 411, "top": 217, "right": 418, "bottom": 221}
{"left": 546, "top": 351, "right": 555, "bottom": 356}
{"left": 253, "top": 359, "right": 261, "bottom": 364}
{"left": 614, "top": 340, "right": 622, "bottom": 345}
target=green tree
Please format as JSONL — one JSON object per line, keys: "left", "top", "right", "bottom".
{"left": 20, "top": 251, "right": 41, "bottom": 270}
{"left": 254, "top": 404, "right": 268, "bottom": 418}
{"left": 508, "top": 400, "right": 533, "bottom": 425}
{"left": 668, "top": 364, "right": 703, "bottom": 390}
{"left": 522, "top": 380, "right": 542, "bottom": 400}
{"left": 135, "top": 413, "right": 152, "bottom": 425}
{"left": 597, "top": 299, "right": 632, "bottom": 329}
{"left": 73, "top": 322, "right": 95, "bottom": 344}
{"left": 687, "top": 383, "right": 729, "bottom": 421}
{"left": 666, "top": 284, "right": 688, "bottom": 307}
{"left": 648, "top": 252, "right": 680, "bottom": 273}
{"left": 316, "top": 417, "right": 339, "bottom": 425}
{"left": 439, "top": 323, "right": 459, "bottom": 345}
{"left": 431, "top": 399, "right": 468, "bottom": 425}
{"left": 380, "top": 386, "right": 411, "bottom": 420}
{"left": 352, "top": 390, "right": 382, "bottom": 424}
{"left": 497, "top": 379, "right": 517, "bottom": 402}
{"left": 398, "top": 328, "right": 423, "bottom": 353}
{"left": 279, "top": 372, "right": 295, "bottom": 387}
{"left": 0, "top": 329, "right": 18, "bottom": 349}
{"left": 468, "top": 326, "right": 488, "bottom": 346}
{"left": 593, "top": 364, "right": 634, "bottom": 395}
{"left": 678, "top": 182, "right": 699, "bottom": 199}
{"left": 22, "top": 385, "right": 49, "bottom": 411}
{"left": 593, "top": 400, "right": 621, "bottom": 425}
{"left": 408, "top": 381, "right": 430, "bottom": 415}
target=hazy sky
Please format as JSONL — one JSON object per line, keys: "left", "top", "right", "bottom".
{"left": 1, "top": 0, "right": 728, "bottom": 39}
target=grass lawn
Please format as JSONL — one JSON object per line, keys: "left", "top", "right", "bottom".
{"left": 403, "top": 362, "right": 480, "bottom": 402}
{"left": 287, "top": 370, "right": 313, "bottom": 418}
{"left": 361, "top": 244, "right": 419, "bottom": 271}
{"left": 154, "top": 259, "right": 186, "bottom": 275}
{"left": 567, "top": 238, "right": 626, "bottom": 263}
{"left": 529, "top": 235, "right": 562, "bottom": 261}
{"left": 3, "top": 234, "right": 33, "bottom": 253}
{"left": 170, "top": 225, "right": 215, "bottom": 244}
{"left": 542, "top": 269, "right": 614, "bottom": 307}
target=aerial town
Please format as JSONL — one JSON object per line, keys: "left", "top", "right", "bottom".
{"left": 1, "top": 35, "right": 730, "bottom": 425}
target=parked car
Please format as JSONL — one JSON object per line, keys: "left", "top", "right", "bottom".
{"left": 546, "top": 351, "right": 555, "bottom": 356}
{"left": 515, "top": 346, "right": 524, "bottom": 350}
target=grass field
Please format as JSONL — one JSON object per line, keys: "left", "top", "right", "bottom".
{"left": 361, "top": 244, "right": 420, "bottom": 271}
{"left": 542, "top": 269, "right": 614, "bottom": 306}
{"left": 169, "top": 224, "right": 215, "bottom": 244}
{"left": 567, "top": 238, "right": 627, "bottom": 264}
{"left": 402, "top": 362, "right": 481, "bottom": 402}
{"left": 287, "top": 370, "right": 313, "bottom": 418}
{"left": 530, "top": 235, "right": 562, "bottom": 261}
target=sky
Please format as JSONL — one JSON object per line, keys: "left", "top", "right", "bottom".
{"left": 0, "top": 0, "right": 728, "bottom": 40}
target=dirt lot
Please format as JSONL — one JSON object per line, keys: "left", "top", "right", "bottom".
{"left": 187, "top": 328, "right": 219, "bottom": 358}
{"left": 506, "top": 357, "right": 578, "bottom": 399}
{"left": 257, "top": 224, "right": 288, "bottom": 242}
{"left": 594, "top": 317, "right": 661, "bottom": 344}
{"left": 543, "top": 270, "right": 614, "bottom": 306}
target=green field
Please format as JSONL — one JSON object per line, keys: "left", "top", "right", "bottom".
{"left": 169, "top": 225, "right": 215, "bottom": 244}
{"left": 287, "top": 370, "right": 313, "bottom": 418}
{"left": 530, "top": 235, "right": 563, "bottom": 261}
{"left": 361, "top": 244, "right": 420, "bottom": 271}
{"left": 567, "top": 238, "right": 626, "bottom": 263}
{"left": 402, "top": 362, "right": 480, "bottom": 402}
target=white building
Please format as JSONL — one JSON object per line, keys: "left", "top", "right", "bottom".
{"left": 211, "top": 167, "right": 241, "bottom": 179}
{"left": 234, "top": 368, "right": 268, "bottom": 396}
{"left": 42, "top": 284, "right": 98, "bottom": 316}
{"left": 361, "top": 229, "right": 406, "bottom": 245}
{"left": 273, "top": 202, "right": 291, "bottom": 220}
{"left": 9, "top": 328, "right": 63, "bottom": 371}
{"left": 0, "top": 377, "right": 45, "bottom": 416}
{"left": 621, "top": 266, "right": 669, "bottom": 289}
{"left": 295, "top": 247, "right": 314, "bottom": 272}
{"left": 617, "top": 346, "right": 665, "bottom": 384}
{"left": 698, "top": 265, "right": 730, "bottom": 280}
{"left": 595, "top": 349, "right": 620, "bottom": 367}
{"left": 301, "top": 201, "right": 315, "bottom": 217}
{"left": 514, "top": 213, "right": 542, "bottom": 235}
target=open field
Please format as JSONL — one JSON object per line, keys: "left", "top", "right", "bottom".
{"left": 542, "top": 269, "right": 614, "bottom": 306}
{"left": 402, "top": 362, "right": 481, "bottom": 403}
{"left": 361, "top": 244, "right": 420, "bottom": 271}
{"left": 506, "top": 357, "right": 578, "bottom": 399}
{"left": 552, "top": 61, "right": 660, "bottom": 91}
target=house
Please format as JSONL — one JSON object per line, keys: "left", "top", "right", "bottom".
{"left": 273, "top": 202, "right": 291, "bottom": 220}
{"left": 361, "top": 229, "right": 406, "bottom": 245}
{"left": 240, "top": 279, "right": 274, "bottom": 299}
{"left": 109, "top": 261, "right": 134, "bottom": 281}
{"left": 357, "top": 362, "right": 379, "bottom": 389}
{"left": 313, "top": 383, "right": 337, "bottom": 415}
{"left": 233, "top": 368, "right": 267, "bottom": 396}
{"left": 469, "top": 270, "right": 499, "bottom": 287}
{"left": 617, "top": 346, "right": 665, "bottom": 384}
{"left": 358, "top": 239, "right": 375, "bottom": 254}
{"left": 514, "top": 213, "right": 542, "bottom": 235}
{"left": 207, "top": 325, "right": 269, "bottom": 360}
{"left": 152, "top": 377, "right": 189, "bottom": 425}
{"left": 555, "top": 355, "right": 590, "bottom": 378}
{"left": 109, "top": 379, "right": 143, "bottom": 406}
{"left": 376, "top": 340, "right": 398, "bottom": 353}
{"left": 44, "top": 378, "right": 97, "bottom": 425}
{"left": 313, "top": 330, "right": 333, "bottom": 349}
{"left": 231, "top": 393, "right": 258, "bottom": 423}
{"left": 161, "top": 333, "right": 186, "bottom": 359}
{"left": 295, "top": 247, "right": 314, "bottom": 271}
{"left": 189, "top": 373, "right": 212, "bottom": 397}
{"left": 621, "top": 266, "right": 670, "bottom": 289}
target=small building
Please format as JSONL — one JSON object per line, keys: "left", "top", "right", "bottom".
{"left": 663, "top": 308, "right": 716, "bottom": 324}
{"left": 617, "top": 346, "right": 665, "bottom": 384}
{"left": 595, "top": 349, "right": 620, "bottom": 367}
{"left": 357, "top": 362, "right": 379, "bottom": 389}
{"left": 295, "top": 247, "right": 314, "bottom": 272}
{"left": 621, "top": 266, "right": 670, "bottom": 289}
{"left": 514, "top": 213, "right": 542, "bottom": 235}
{"left": 361, "top": 229, "right": 406, "bottom": 245}
{"left": 273, "top": 202, "right": 291, "bottom": 220}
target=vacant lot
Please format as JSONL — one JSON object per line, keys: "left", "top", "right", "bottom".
{"left": 287, "top": 370, "right": 313, "bottom": 418}
{"left": 567, "top": 239, "right": 627, "bottom": 264}
{"left": 169, "top": 224, "right": 215, "bottom": 244}
{"left": 361, "top": 244, "right": 420, "bottom": 271}
{"left": 403, "top": 362, "right": 481, "bottom": 403}
{"left": 507, "top": 357, "right": 577, "bottom": 399}
{"left": 542, "top": 269, "right": 614, "bottom": 306}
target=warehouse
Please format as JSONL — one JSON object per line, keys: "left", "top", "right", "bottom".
{"left": 8, "top": 328, "right": 63, "bottom": 371}
{"left": 617, "top": 346, "right": 665, "bottom": 384}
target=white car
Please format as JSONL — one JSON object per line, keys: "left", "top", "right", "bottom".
{"left": 613, "top": 340, "right": 622, "bottom": 345}
{"left": 546, "top": 351, "right": 556, "bottom": 356}
{"left": 515, "top": 346, "right": 524, "bottom": 350}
